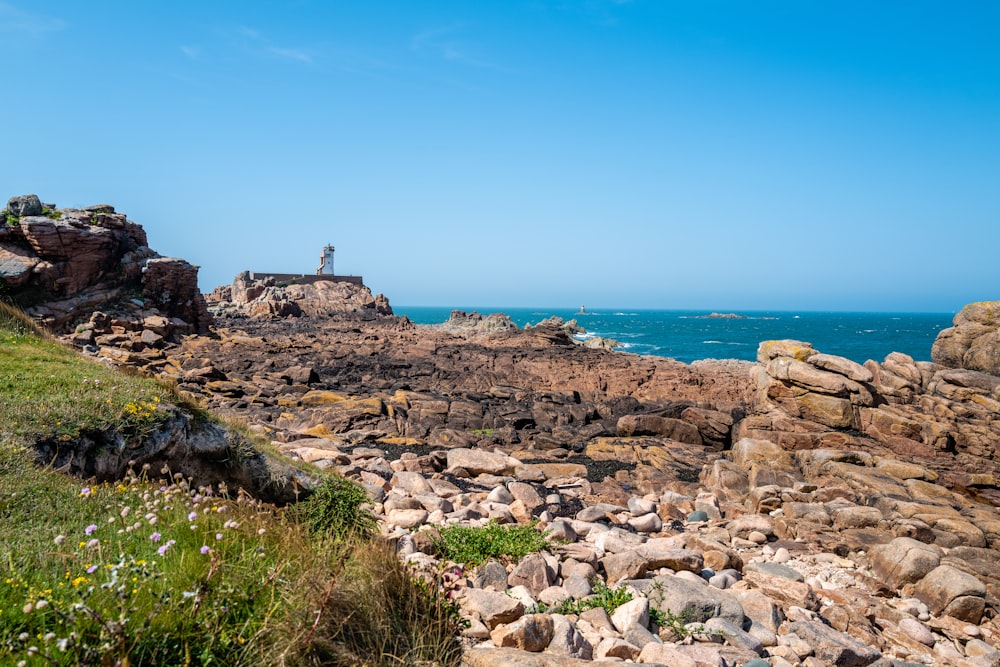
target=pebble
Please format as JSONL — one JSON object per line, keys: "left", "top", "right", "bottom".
{"left": 898, "top": 617, "right": 935, "bottom": 646}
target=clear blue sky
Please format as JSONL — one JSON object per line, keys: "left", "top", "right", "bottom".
{"left": 3, "top": 1, "right": 997, "bottom": 312}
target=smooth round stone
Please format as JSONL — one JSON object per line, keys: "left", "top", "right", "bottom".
{"left": 563, "top": 573, "right": 593, "bottom": 599}
{"left": 963, "top": 625, "right": 982, "bottom": 638}
{"left": 544, "top": 519, "right": 577, "bottom": 543}
{"left": 628, "top": 497, "right": 657, "bottom": 516}
{"left": 628, "top": 512, "right": 662, "bottom": 533}
{"left": 748, "top": 530, "right": 768, "bottom": 544}
{"left": 687, "top": 510, "right": 709, "bottom": 523}
{"left": 539, "top": 585, "right": 571, "bottom": 606}
{"left": 387, "top": 508, "right": 428, "bottom": 529}
{"left": 709, "top": 573, "right": 736, "bottom": 589}
{"left": 898, "top": 617, "right": 934, "bottom": 646}
{"left": 486, "top": 485, "right": 514, "bottom": 505}
{"left": 675, "top": 570, "right": 708, "bottom": 585}
{"left": 966, "top": 638, "right": 996, "bottom": 657}
{"left": 545, "top": 493, "right": 562, "bottom": 505}
{"left": 773, "top": 547, "right": 791, "bottom": 563}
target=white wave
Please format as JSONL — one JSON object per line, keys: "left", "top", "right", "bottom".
{"left": 703, "top": 340, "right": 724, "bottom": 344}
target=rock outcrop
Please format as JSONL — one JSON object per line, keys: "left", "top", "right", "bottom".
{"left": 206, "top": 270, "right": 393, "bottom": 320}
{"left": 0, "top": 194, "right": 210, "bottom": 334}
{"left": 740, "top": 338, "right": 1000, "bottom": 504}
{"left": 933, "top": 301, "right": 1000, "bottom": 376}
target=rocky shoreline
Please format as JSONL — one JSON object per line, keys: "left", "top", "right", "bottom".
{"left": 3, "top": 196, "right": 1000, "bottom": 665}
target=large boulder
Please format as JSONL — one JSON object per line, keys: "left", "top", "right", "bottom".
{"left": 867, "top": 537, "right": 942, "bottom": 590}
{"left": 913, "top": 564, "right": 986, "bottom": 623}
{"left": 6, "top": 194, "right": 42, "bottom": 217}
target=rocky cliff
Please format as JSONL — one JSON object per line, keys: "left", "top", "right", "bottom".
{"left": 0, "top": 194, "right": 211, "bottom": 335}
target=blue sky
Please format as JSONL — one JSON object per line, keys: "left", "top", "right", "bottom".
{"left": 2, "top": 1, "right": 997, "bottom": 312}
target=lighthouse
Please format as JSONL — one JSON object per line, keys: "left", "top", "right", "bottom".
{"left": 317, "top": 245, "right": 335, "bottom": 275}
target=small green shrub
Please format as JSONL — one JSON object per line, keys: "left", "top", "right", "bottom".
{"left": 292, "top": 476, "right": 377, "bottom": 540}
{"left": 434, "top": 521, "right": 548, "bottom": 565}
{"left": 538, "top": 578, "right": 633, "bottom": 616}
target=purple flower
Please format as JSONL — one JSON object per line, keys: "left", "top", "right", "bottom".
{"left": 215, "top": 533, "right": 223, "bottom": 541}
{"left": 150, "top": 532, "right": 161, "bottom": 542}
{"left": 86, "top": 565, "right": 98, "bottom": 574}
{"left": 200, "top": 546, "right": 210, "bottom": 555}
{"left": 85, "top": 524, "right": 97, "bottom": 535}
{"left": 157, "top": 544, "right": 169, "bottom": 556}
{"left": 79, "top": 487, "right": 91, "bottom": 497}
{"left": 188, "top": 511, "right": 197, "bottom": 522}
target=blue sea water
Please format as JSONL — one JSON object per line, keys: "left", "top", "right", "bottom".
{"left": 392, "top": 307, "right": 955, "bottom": 365}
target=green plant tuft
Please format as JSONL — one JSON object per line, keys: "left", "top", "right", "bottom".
{"left": 433, "top": 520, "right": 548, "bottom": 566}
{"left": 292, "top": 476, "right": 377, "bottom": 540}
{"left": 536, "top": 578, "right": 633, "bottom": 617}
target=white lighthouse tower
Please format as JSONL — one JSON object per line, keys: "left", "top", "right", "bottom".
{"left": 317, "top": 245, "right": 335, "bottom": 275}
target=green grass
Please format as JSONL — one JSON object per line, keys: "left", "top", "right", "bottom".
{"left": 433, "top": 520, "right": 549, "bottom": 566}
{"left": 0, "top": 304, "right": 197, "bottom": 444}
{"left": 0, "top": 304, "right": 464, "bottom": 665}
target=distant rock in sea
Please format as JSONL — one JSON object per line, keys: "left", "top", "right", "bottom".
{"left": 697, "top": 312, "right": 747, "bottom": 319}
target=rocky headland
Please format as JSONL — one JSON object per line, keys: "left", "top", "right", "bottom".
{"left": 4, "top": 195, "right": 1000, "bottom": 666}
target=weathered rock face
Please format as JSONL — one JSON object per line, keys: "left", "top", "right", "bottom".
{"left": 1, "top": 195, "right": 210, "bottom": 334}
{"left": 743, "top": 337, "right": 1000, "bottom": 502}
{"left": 142, "top": 257, "right": 212, "bottom": 332}
{"left": 933, "top": 301, "right": 1000, "bottom": 376}
{"left": 205, "top": 271, "right": 393, "bottom": 320}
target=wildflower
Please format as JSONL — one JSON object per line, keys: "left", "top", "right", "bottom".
{"left": 157, "top": 545, "right": 169, "bottom": 556}
{"left": 84, "top": 524, "right": 97, "bottom": 535}
{"left": 258, "top": 528, "right": 266, "bottom": 535}
{"left": 79, "top": 487, "right": 91, "bottom": 497}
{"left": 200, "top": 546, "right": 211, "bottom": 555}
{"left": 150, "top": 532, "right": 161, "bottom": 542}
{"left": 54, "top": 535, "right": 65, "bottom": 546}
{"left": 120, "top": 506, "right": 131, "bottom": 518}
{"left": 86, "top": 539, "right": 99, "bottom": 549}
{"left": 188, "top": 511, "right": 197, "bottom": 521}
{"left": 35, "top": 600, "right": 48, "bottom": 610}
{"left": 22, "top": 602, "right": 34, "bottom": 614}
{"left": 43, "top": 632, "right": 55, "bottom": 642}
{"left": 18, "top": 632, "right": 29, "bottom": 641}
{"left": 86, "top": 565, "right": 98, "bottom": 574}
{"left": 216, "top": 533, "right": 223, "bottom": 541}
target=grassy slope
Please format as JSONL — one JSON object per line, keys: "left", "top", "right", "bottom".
{"left": 0, "top": 305, "right": 462, "bottom": 666}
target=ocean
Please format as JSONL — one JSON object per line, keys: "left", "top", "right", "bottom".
{"left": 392, "top": 307, "right": 955, "bottom": 365}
